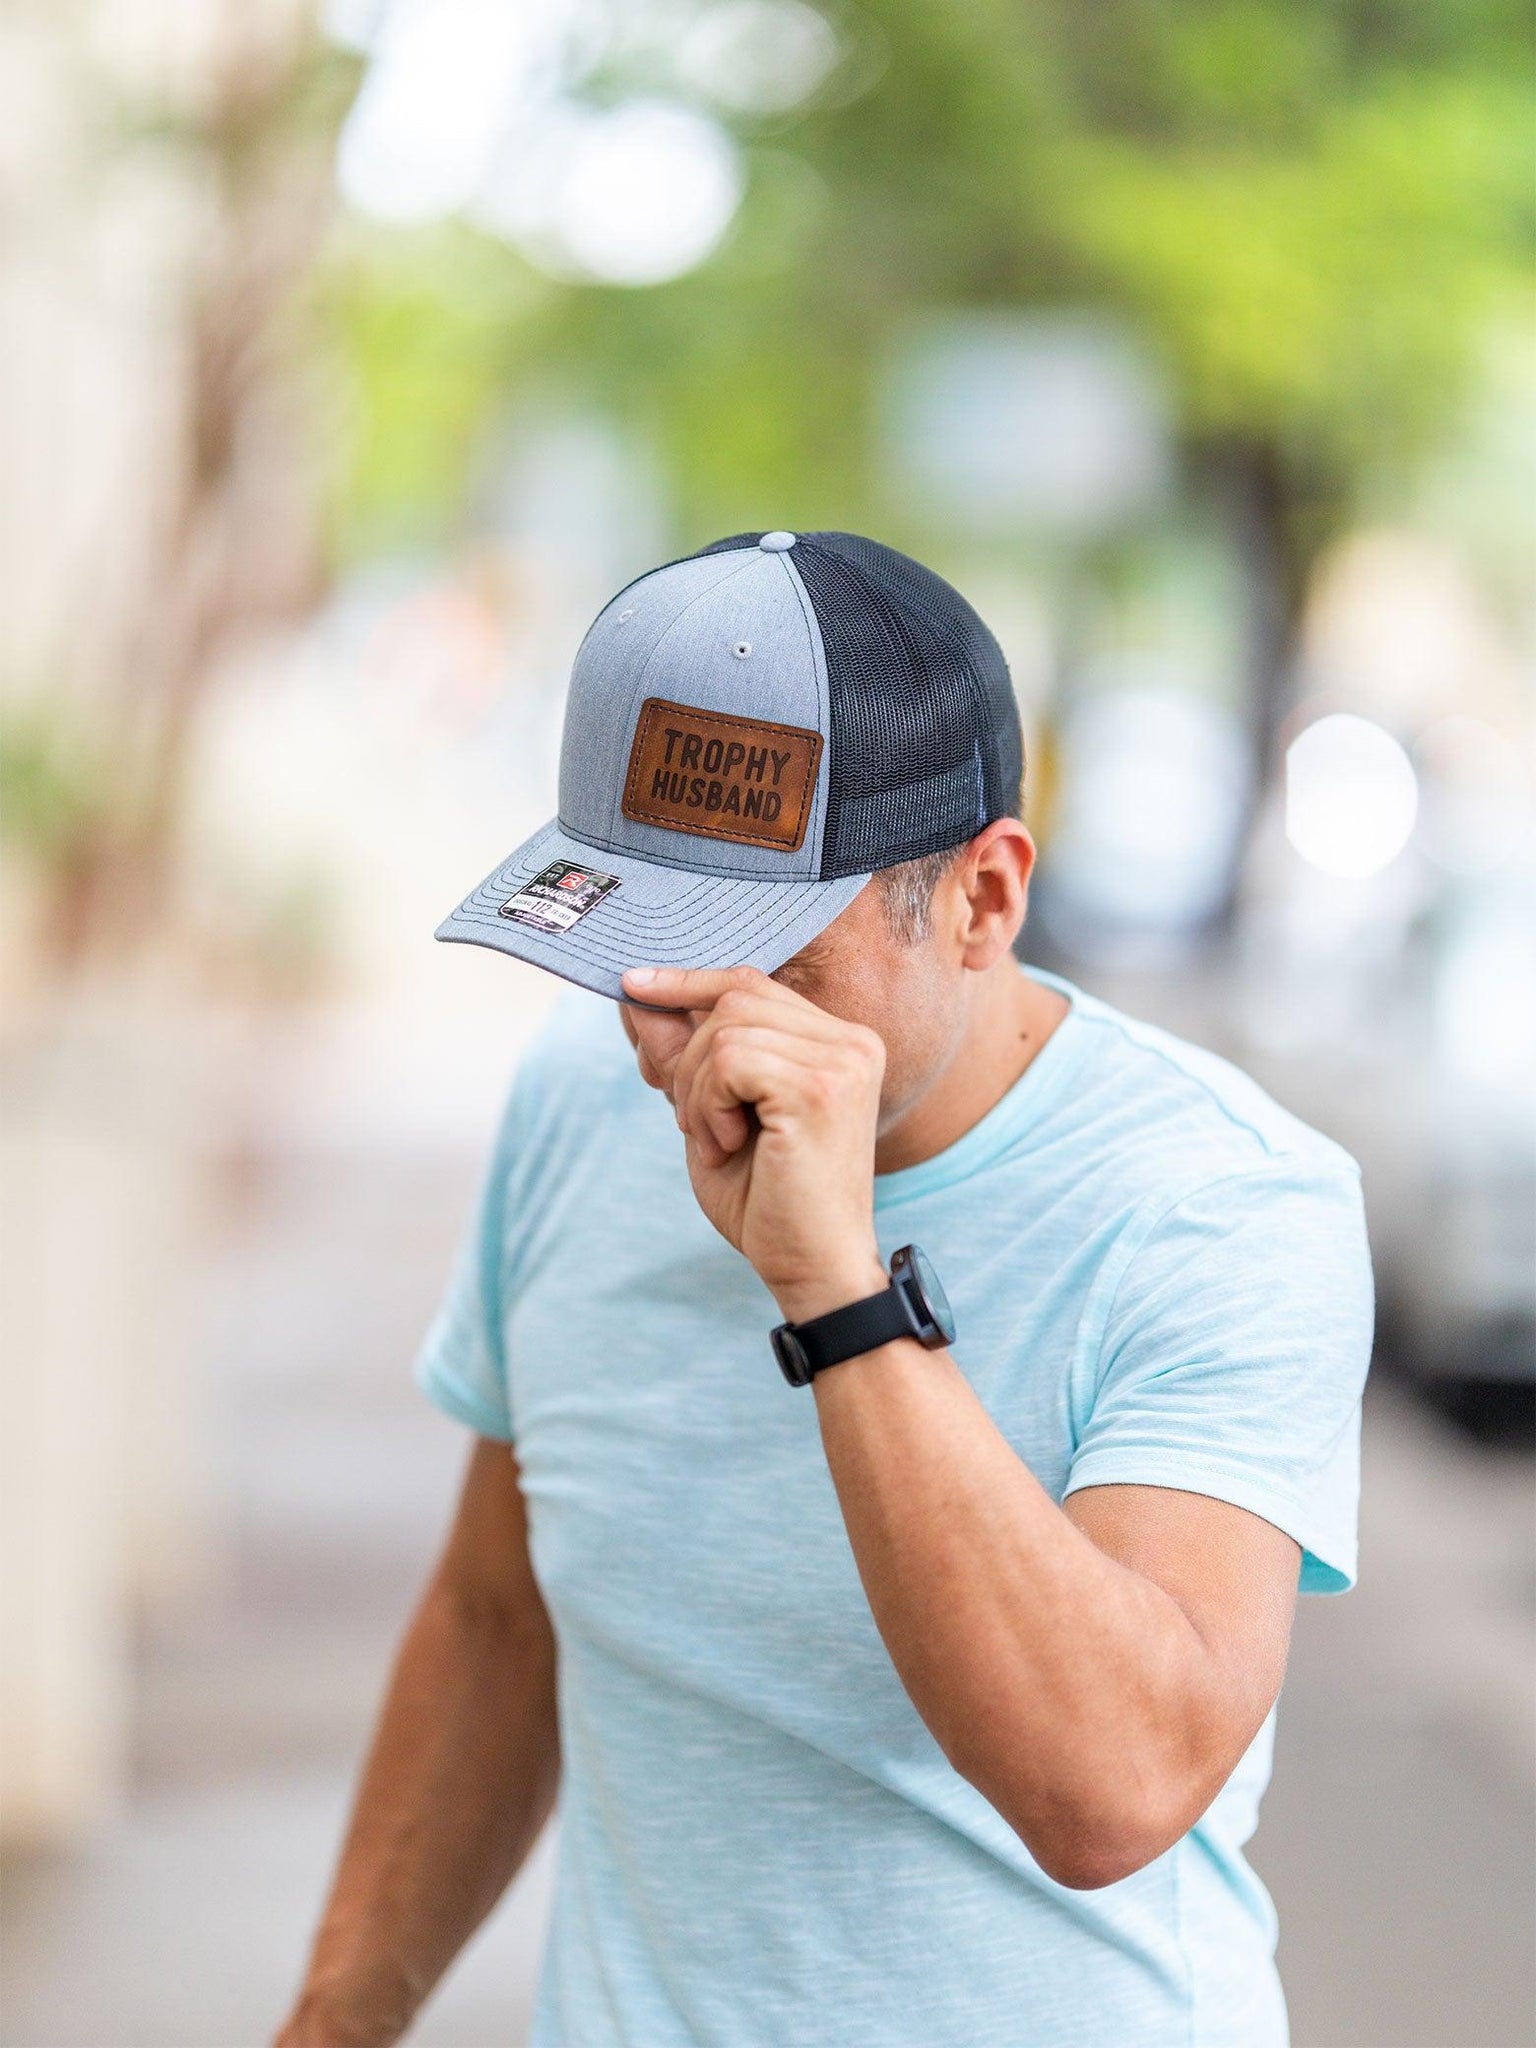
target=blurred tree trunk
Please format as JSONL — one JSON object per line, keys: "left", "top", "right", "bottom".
{"left": 1198, "top": 436, "right": 1330, "bottom": 932}
{"left": 49, "top": 14, "right": 354, "bottom": 972}
{"left": 1215, "top": 441, "right": 1305, "bottom": 780}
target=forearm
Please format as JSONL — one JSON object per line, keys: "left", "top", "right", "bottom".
{"left": 811, "top": 1330, "right": 1226, "bottom": 1886}
{"left": 279, "top": 1571, "right": 559, "bottom": 2046}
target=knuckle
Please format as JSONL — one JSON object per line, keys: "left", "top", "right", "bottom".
{"left": 803, "top": 1068, "right": 835, "bottom": 1109}
{"left": 715, "top": 1047, "right": 749, "bottom": 1090}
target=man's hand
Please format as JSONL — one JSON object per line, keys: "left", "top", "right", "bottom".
{"left": 622, "top": 965, "right": 888, "bottom": 1323}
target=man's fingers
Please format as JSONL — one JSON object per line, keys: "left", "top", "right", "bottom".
{"left": 669, "top": 993, "right": 849, "bottom": 1115}
{"left": 689, "top": 1037, "right": 816, "bottom": 1160}
{"left": 623, "top": 1003, "right": 697, "bottom": 1097}
{"left": 626, "top": 966, "right": 885, "bottom": 1171}
{"left": 688, "top": 1023, "right": 864, "bottom": 1160}
{"left": 672, "top": 1014, "right": 746, "bottom": 1153}
{"left": 684, "top": 1041, "right": 780, "bottom": 1167}
{"left": 631, "top": 1036, "right": 665, "bottom": 1093}
{"left": 669, "top": 1007, "right": 808, "bottom": 1140}
{"left": 622, "top": 964, "right": 811, "bottom": 1015}
{"left": 685, "top": 1096, "right": 754, "bottom": 1168}
{"left": 622, "top": 964, "right": 763, "bottom": 1008}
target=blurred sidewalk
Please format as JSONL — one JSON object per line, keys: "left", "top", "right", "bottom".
{"left": 3, "top": 1132, "right": 1532, "bottom": 2048}
{"left": 1, "top": 1143, "right": 555, "bottom": 2048}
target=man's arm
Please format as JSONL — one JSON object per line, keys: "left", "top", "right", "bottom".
{"left": 621, "top": 963, "right": 1299, "bottom": 1891}
{"left": 276, "top": 1438, "right": 559, "bottom": 2048}
{"left": 812, "top": 1338, "right": 1298, "bottom": 1888}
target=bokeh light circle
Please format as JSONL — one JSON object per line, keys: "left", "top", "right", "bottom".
{"left": 1285, "top": 712, "right": 1419, "bottom": 879}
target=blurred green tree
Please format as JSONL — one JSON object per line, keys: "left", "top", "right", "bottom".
{"left": 323, "top": 0, "right": 1533, "bottom": 750}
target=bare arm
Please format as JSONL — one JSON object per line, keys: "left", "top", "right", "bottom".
{"left": 812, "top": 1331, "right": 1298, "bottom": 1888}
{"left": 276, "top": 1438, "right": 559, "bottom": 2048}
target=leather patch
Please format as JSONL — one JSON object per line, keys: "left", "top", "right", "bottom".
{"left": 621, "top": 697, "right": 822, "bottom": 852}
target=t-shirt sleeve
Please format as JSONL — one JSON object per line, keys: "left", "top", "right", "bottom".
{"left": 412, "top": 1072, "right": 533, "bottom": 1443}
{"left": 1064, "top": 1160, "right": 1375, "bottom": 1594}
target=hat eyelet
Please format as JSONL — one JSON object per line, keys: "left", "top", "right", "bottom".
{"left": 733, "top": 640, "right": 752, "bottom": 659}
{"left": 617, "top": 607, "right": 636, "bottom": 624}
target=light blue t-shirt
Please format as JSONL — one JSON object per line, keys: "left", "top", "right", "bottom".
{"left": 416, "top": 967, "right": 1374, "bottom": 2048}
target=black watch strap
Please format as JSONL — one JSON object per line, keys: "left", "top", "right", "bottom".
{"left": 787, "top": 1278, "right": 918, "bottom": 1378}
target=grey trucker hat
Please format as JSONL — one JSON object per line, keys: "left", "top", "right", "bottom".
{"left": 436, "top": 529, "right": 1022, "bottom": 1000}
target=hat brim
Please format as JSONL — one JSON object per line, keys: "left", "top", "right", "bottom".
{"left": 436, "top": 817, "right": 871, "bottom": 1004}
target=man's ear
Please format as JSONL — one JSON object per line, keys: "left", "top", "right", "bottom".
{"left": 955, "top": 819, "right": 1035, "bottom": 972}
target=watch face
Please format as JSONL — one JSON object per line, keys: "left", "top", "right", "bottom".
{"left": 894, "top": 1244, "right": 955, "bottom": 1347}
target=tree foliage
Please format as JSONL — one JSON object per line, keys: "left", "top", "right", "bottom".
{"left": 318, "top": 0, "right": 1534, "bottom": 563}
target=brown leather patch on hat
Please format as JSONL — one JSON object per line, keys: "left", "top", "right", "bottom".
{"left": 621, "top": 697, "right": 822, "bottom": 852}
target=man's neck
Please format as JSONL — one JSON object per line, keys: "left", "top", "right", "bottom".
{"left": 872, "top": 962, "right": 1071, "bottom": 1177}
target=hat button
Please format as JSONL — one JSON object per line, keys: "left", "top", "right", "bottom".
{"left": 759, "top": 530, "right": 796, "bottom": 552}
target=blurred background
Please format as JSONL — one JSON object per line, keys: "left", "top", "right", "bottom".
{"left": 1, "top": 2, "right": 1532, "bottom": 2043}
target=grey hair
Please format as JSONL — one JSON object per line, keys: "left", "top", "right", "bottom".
{"left": 872, "top": 768, "right": 1027, "bottom": 945}
{"left": 873, "top": 846, "right": 965, "bottom": 945}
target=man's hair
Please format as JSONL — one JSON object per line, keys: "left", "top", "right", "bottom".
{"left": 873, "top": 846, "right": 966, "bottom": 945}
{"left": 875, "top": 779, "right": 1025, "bottom": 945}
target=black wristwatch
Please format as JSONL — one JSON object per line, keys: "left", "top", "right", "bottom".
{"left": 770, "top": 1244, "right": 956, "bottom": 1387}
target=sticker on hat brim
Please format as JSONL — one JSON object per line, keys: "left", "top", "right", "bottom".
{"left": 499, "top": 860, "right": 621, "bottom": 935}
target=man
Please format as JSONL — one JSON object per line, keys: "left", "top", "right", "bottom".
{"left": 278, "top": 531, "right": 1373, "bottom": 2048}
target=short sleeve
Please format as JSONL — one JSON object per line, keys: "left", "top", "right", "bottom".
{"left": 1065, "top": 1161, "right": 1375, "bottom": 1594}
{"left": 412, "top": 1073, "right": 534, "bottom": 1443}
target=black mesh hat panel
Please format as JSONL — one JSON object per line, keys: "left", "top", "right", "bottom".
{"left": 699, "top": 532, "right": 767, "bottom": 554}
{"left": 793, "top": 532, "right": 1023, "bottom": 878}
